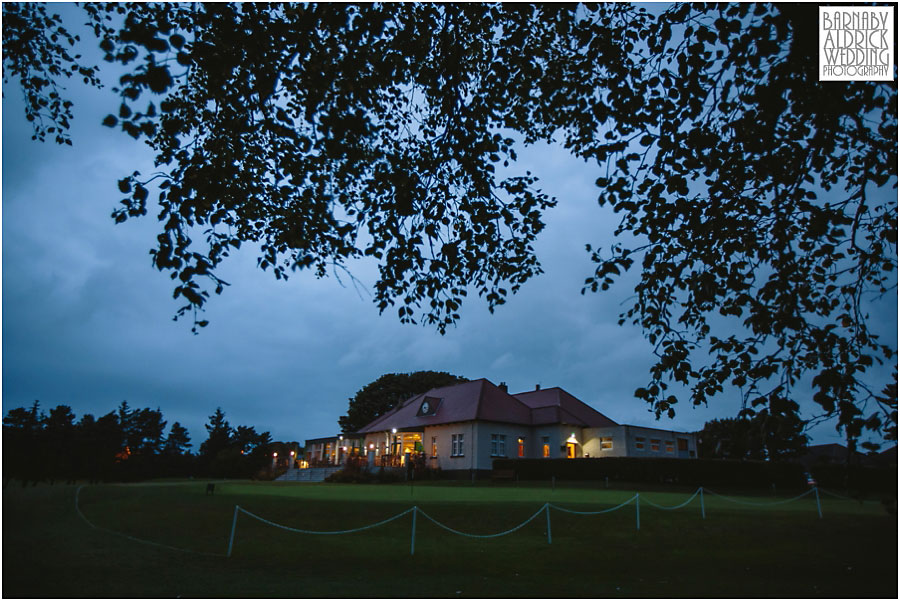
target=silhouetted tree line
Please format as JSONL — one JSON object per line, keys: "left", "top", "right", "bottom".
{"left": 2, "top": 401, "right": 276, "bottom": 486}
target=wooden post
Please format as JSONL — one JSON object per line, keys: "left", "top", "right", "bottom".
{"left": 226, "top": 505, "right": 240, "bottom": 557}
{"left": 410, "top": 507, "right": 417, "bottom": 555}
{"left": 545, "top": 503, "right": 552, "bottom": 545}
{"left": 635, "top": 494, "right": 640, "bottom": 530}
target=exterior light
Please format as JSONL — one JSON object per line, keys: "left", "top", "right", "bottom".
{"left": 273, "top": 452, "right": 278, "bottom": 457}
{"left": 369, "top": 443, "right": 374, "bottom": 449}
{"left": 392, "top": 428, "right": 397, "bottom": 434}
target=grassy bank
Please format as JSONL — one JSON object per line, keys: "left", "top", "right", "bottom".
{"left": 3, "top": 480, "right": 896, "bottom": 597}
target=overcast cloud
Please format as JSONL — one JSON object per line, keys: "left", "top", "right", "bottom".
{"left": 2, "top": 9, "right": 895, "bottom": 450}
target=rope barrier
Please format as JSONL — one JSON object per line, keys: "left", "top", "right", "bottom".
{"left": 236, "top": 505, "right": 415, "bottom": 535}
{"left": 701, "top": 487, "right": 815, "bottom": 506}
{"left": 78, "top": 482, "right": 841, "bottom": 559}
{"left": 817, "top": 487, "right": 856, "bottom": 501}
{"left": 816, "top": 487, "right": 880, "bottom": 503}
{"left": 415, "top": 503, "right": 549, "bottom": 539}
{"left": 548, "top": 494, "right": 639, "bottom": 515}
{"left": 75, "top": 486, "right": 226, "bottom": 557}
{"left": 634, "top": 489, "right": 701, "bottom": 511}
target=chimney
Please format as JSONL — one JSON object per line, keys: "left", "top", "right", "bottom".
{"left": 499, "top": 382, "right": 508, "bottom": 392}
{"left": 535, "top": 384, "right": 541, "bottom": 391}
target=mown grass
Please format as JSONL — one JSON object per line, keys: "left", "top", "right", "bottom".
{"left": 3, "top": 479, "right": 896, "bottom": 598}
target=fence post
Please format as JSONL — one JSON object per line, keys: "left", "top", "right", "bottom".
{"left": 410, "top": 507, "right": 417, "bottom": 555}
{"left": 226, "top": 505, "right": 240, "bottom": 558}
{"left": 635, "top": 494, "right": 640, "bottom": 530}
{"left": 545, "top": 503, "right": 552, "bottom": 545}
{"left": 699, "top": 487, "right": 706, "bottom": 519}
{"left": 814, "top": 487, "right": 823, "bottom": 519}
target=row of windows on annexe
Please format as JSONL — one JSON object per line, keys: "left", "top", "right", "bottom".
{"left": 633, "top": 437, "right": 690, "bottom": 453}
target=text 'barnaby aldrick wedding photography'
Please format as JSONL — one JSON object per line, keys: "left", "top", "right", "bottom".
{"left": 819, "top": 6, "right": 894, "bottom": 81}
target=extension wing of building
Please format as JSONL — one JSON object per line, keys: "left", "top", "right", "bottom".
{"left": 307, "top": 379, "right": 697, "bottom": 474}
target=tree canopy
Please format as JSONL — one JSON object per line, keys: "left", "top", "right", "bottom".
{"left": 339, "top": 371, "right": 467, "bottom": 433}
{"left": 4, "top": 3, "right": 896, "bottom": 446}
{"left": 697, "top": 403, "right": 808, "bottom": 462}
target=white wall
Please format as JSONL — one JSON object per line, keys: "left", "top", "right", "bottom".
{"left": 582, "top": 425, "right": 697, "bottom": 458}
{"left": 471, "top": 421, "right": 532, "bottom": 470}
{"left": 423, "top": 423, "right": 476, "bottom": 471}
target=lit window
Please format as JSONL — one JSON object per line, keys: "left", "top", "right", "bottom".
{"left": 542, "top": 436, "right": 550, "bottom": 458}
{"left": 601, "top": 437, "right": 613, "bottom": 450}
{"left": 431, "top": 436, "right": 437, "bottom": 457}
{"left": 665, "top": 440, "right": 675, "bottom": 453}
{"left": 517, "top": 438, "right": 525, "bottom": 458}
{"left": 635, "top": 437, "right": 645, "bottom": 450}
{"left": 650, "top": 438, "right": 660, "bottom": 452}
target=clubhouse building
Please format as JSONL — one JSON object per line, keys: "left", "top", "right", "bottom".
{"left": 305, "top": 379, "right": 698, "bottom": 474}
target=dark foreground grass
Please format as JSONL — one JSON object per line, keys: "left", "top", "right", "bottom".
{"left": 3, "top": 479, "right": 896, "bottom": 598}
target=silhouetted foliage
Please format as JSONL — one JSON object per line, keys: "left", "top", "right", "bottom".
{"left": 339, "top": 370, "right": 467, "bottom": 433}
{"left": 4, "top": 3, "right": 896, "bottom": 447}
{"left": 1, "top": 401, "right": 272, "bottom": 484}
{"left": 698, "top": 408, "right": 808, "bottom": 461}
{"left": 197, "top": 408, "right": 275, "bottom": 478}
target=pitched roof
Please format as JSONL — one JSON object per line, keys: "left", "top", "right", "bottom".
{"left": 356, "top": 379, "right": 617, "bottom": 433}
{"left": 513, "top": 387, "right": 618, "bottom": 428}
{"left": 356, "top": 379, "right": 533, "bottom": 433}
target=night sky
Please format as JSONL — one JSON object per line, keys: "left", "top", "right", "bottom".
{"left": 2, "top": 7, "right": 896, "bottom": 451}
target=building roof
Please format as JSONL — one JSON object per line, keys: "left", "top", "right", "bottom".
{"left": 357, "top": 379, "right": 533, "bottom": 433}
{"left": 357, "top": 379, "right": 616, "bottom": 433}
{"left": 513, "top": 387, "right": 618, "bottom": 428}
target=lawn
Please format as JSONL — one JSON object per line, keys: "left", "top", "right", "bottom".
{"left": 3, "top": 479, "right": 896, "bottom": 598}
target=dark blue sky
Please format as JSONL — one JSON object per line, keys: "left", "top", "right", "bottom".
{"left": 2, "top": 6, "right": 896, "bottom": 451}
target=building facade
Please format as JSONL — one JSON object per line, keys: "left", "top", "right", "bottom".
{"left": 341, "top": 379, "right": 697, "bottom": 473}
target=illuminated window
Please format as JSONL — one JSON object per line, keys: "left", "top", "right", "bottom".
{"left": 601, "top": 437, "right": 613, "bottom": 450}
{"left": 542, "top": 436, "right": 550, "bottom": 458}
{"left": 650, "top": 439, "right": 660, "bottom": 452}
{"left": 635, "top": 437, "right": 645, "bottom": 450}
{"left": 517, "top": 438, "right": 525, "bottom": 458}
{"left": 677, "top": 438, "right": 688, "bottom": 451}
{"left": 431, "top": 436, "right": 437, "bottom": 457}
{"left": 451, "top": 433, "right": 465, "bottom": 456}
{"left": 665, "top": 440, "right": 675, "bottom": 453}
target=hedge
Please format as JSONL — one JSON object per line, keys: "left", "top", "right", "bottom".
{"left": 492, "top": 457, "right": 806, "bottom": 489}
{"left": 492, "top": 457, "right": 897, "bottom": 493}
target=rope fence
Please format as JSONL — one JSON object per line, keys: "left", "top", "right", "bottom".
{"left": 75, "top": 484, "right": 833, "bottom": 558}
{"left": 224, "top": 486, "right": 828, "bottom": 556}
{"left": 74, "top": 485, "right": 226, "bottom": 557}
